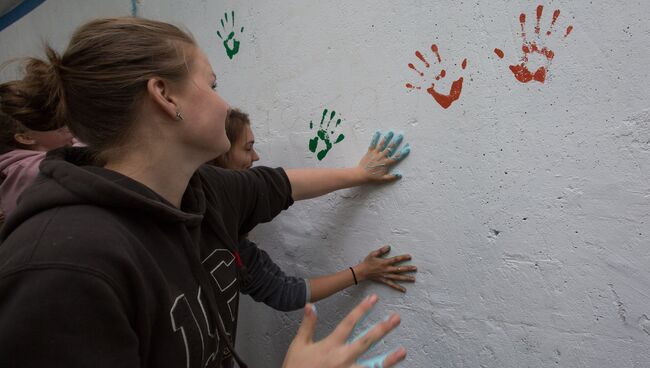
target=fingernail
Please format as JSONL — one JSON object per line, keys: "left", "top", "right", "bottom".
{"left": 393, "top": 347, "right": 407, "bottom": 359}
{"left": 391, "top": 313, "right": 401, "bottom": 324}
{"left": 306, "top": 304, "right": 317, "bottom": 317}
{"left": 368, "top": 294, "right": 378, "bottom": 304}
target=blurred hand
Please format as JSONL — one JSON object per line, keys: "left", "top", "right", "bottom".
{"left": 282, "top": 295, "right": 406, "bottom": 368}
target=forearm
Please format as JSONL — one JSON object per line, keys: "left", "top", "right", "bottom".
{"left": 308, "top": 265, "right": 361, "bottom": 302}
{"left": 285, "top": 167, "right": 367, "bottom": 201}
{"left": 239, "top": 239, "right": 307, "bottom": 311}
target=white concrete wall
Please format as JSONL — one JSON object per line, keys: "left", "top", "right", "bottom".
{"left": 0, "top": 0, "right": 128, "bottom": 79}
{"left": 2, "top": 1, "right": 649, "bottom": 367}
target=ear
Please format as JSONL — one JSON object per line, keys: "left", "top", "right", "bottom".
{"left": 14, "top": 132, "right": 36, "bottom": 146}
{"left": 146, "top": 77, "right": 182, "bottom": 121}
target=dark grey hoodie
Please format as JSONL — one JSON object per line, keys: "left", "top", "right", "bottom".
{"left": 0, "top": 147, "right": 293, "bottom": 368}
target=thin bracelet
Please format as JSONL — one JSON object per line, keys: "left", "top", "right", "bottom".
{"left": 349, "top": 267, "right": 358, "bottom": 285}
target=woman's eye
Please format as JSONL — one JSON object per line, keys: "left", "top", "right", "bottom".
{"left": 211, "top": 82, "right": 218, "bottom": 90}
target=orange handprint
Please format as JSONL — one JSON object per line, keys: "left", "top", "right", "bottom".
{"left": 495, "top": 5, "right": 573, "bottom": 84}
{"left": 405, "top": 44, "right": 468, "bottom": 109}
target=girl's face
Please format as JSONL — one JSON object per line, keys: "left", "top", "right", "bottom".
{"left": 226, "top": 124, "right": 260, "bottom": 170}
{"left": 174, "top": 47, "right": 231, "bottom": 161}
{"left": 25, "top": 126, "right": 74, "bottom": 151}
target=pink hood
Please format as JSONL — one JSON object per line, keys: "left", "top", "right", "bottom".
{"left": 0, "top": 149, "right": 46, "bottom": 216}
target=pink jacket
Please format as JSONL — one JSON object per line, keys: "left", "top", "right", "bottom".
{"left": 0, "top": 149, "right": 46, "bottom": 216}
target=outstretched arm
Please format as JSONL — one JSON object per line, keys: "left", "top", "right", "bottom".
{"left": 308, "top": 245, "right": 417, "bottom": 302}
{"left": 286, "top": 130, "right": 410, "bottom": 201}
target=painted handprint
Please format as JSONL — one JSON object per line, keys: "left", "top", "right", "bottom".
{"left": 308, "top": 109, "right": 345, "bottom": 161}
{"left": 405, "top": 44, "right": 468, "bottom": 109}
{"left": 494, "top": 5, "right": 573, "bottom": 83}
{"left": 216, "top": 11, "right": 245, "bottom": 60}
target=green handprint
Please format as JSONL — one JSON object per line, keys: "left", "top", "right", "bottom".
{"left": 216, "top": 11, "right": 244, "bottom": 60}
{"left": 308, "top": 108, "right": 345, "bottom": 161}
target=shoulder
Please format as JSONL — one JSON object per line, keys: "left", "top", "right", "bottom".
{"left": 197, "top": 164, "right": 289, "bottom": 187}
{"left": 0, "top": 205, "right": 140, "bottom": 279}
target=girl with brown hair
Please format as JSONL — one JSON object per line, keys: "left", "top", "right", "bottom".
{"left": 211, "top": 108, "right": 417, "bottom": 313}
{"left": 0, "top": 17, "right": 409, "bottom": 368}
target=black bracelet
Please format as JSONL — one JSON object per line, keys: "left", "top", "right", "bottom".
{"left": 349, "top": 267, "right": 358, "bottom": 285}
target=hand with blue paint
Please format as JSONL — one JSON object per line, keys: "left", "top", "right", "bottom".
{"left": 357, "top": 130, "right": 410, "bottom": 182}
{"left": 282, "top": 295, "right": 406, "bottom": 368}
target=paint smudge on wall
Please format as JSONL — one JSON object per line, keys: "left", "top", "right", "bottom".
{"left": 130, "top": 0, "right": 140, "bottom": 17}
{"left": 495, "top": 5, "right": 573, "bottom": 84}
{"left": 308, "top": 108, "right": 345, "bottom": 161}
{"left": 217, "top": 11, "right": 244, "bottom": 60}
{"left": 405, "top": 44, "right": 468, "bottom": 109}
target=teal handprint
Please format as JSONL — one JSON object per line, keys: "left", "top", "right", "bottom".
{"left": 216, "top": 11, "right": 244, "bottom": 60}
{"left": 308, "top": 108, "right": 345, "bottom": 161}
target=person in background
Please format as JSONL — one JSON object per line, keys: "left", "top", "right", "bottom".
{"left": 0, "top": 109, "right": 73, "bottom": 218}
{"left": 212, "top": 108, "right": 417, "bottom": 312}
{"left": 0, "top": 17, "right": 409, "bottom": 368}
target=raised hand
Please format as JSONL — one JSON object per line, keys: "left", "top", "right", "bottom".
{"left": 283, "top": 295, "right": 406, "bottom": 368}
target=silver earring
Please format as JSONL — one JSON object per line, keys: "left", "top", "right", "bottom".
{"left": 176, "top": 111, "right": 184, "bottom": 120}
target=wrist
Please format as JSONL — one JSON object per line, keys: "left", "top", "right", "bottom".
{"left": 351, "top": 165, "right": 370, "bottom": 185}
{"left": 352, "top": 263, "right": 366, "bottom": 283}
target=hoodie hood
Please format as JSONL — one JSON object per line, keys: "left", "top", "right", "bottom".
{"left": 1, "top": 146, "right": 205, "bottom": 240}
{"left": 0, "top": 149, "right": 45, "bottom": 174}
{"left": 0, "top": 149, "right": 46, "bottom": 215}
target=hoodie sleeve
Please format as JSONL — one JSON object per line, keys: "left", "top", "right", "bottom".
{"left": 200, "top": 165, "right": 294, "bottom": 235}
{"left": 238, "top": 239, "right": 308, "bottom": 311}
{"left": 0, "top": 267, "right": 140, "bottom": 367}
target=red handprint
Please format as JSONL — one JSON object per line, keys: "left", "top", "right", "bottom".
{"left": 405, "top": 44, "right": 468, "bottom": 109}
{"left": 495, "top": 5, "right": 573, "bottom": 84}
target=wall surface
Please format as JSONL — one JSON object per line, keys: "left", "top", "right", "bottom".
{"left": 1, "top": 1, "right": 650, "bottom": 367}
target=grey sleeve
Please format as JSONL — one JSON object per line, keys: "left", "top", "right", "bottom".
{"left": 238, "top": 239, "right": 307, "bottom": 312}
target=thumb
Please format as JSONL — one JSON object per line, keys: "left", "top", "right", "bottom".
{"left": 294, "top": 304, "right": 318, "bottom": 344}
